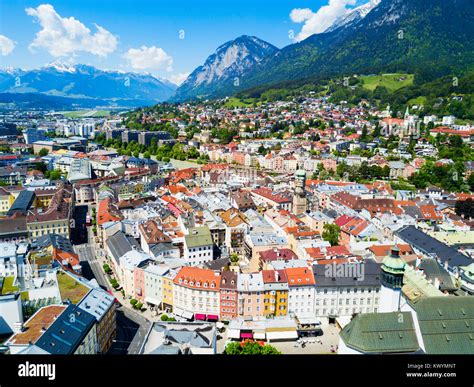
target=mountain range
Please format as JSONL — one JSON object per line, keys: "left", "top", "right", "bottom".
{"left": 174, "top": 0, "right": 474, "bottom": 101}
{"left": 1, "top": 0, "right": 473, "bottom": 107}
{"left": 0, "top": 63, "right": 177, "bottom": 108}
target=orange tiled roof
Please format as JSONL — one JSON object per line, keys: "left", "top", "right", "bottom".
{"left": 174, "top": 266, "right": 221, "bottom": 290}
{"left": 368, "top": 244, "right": 413, "bottom": 257}
{"left": 285, "top": 267, "right": 315, "bottom": 287}
{"left": 97, "top": 197, "right": 122, "bottom": 226}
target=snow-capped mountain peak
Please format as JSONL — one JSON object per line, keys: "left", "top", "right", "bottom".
{"left": 174, "top": 35, "right": 278, "bottom": 100}
{"left": 44, "top": 61, "right": 78, "bottom": 73}
{"left": 325, "top": 0, "right": 381, "bottom": 33}
{"left": 0, "top": 63, "right": 178, "bottom": 107}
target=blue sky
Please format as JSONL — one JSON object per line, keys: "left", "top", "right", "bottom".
{"left": 0, "top": 0, "right": 366, "bottom": 84}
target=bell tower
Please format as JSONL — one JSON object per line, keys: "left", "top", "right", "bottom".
{"left": 293, "top": 169, "right": 307, "bottom": 215}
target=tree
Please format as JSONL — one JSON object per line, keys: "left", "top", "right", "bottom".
{"left": 130, "top": 299, "right": 138, "bottom": 306}
{"left": 322, "top": 223, "right": 341, "bottom": 246}
{"left": 360, "top": 125, "right": 369, "bottom": 142}
{"left": 38, "top": 148, "right": 49, "bottom": 157}
{"left": 35, "top": 162, "right": 47, "bottom": 173}
{"left": 110, "top": 278, "right": 119, "bottom": 288}
{"left": 224, "top": 340, "right": 281, "bottom": 355}
{"left": 468, "top": 173, "right": 474, "bottom": 192}
{"left": 230, "top": 253, "right": 239, "bottom": 264}
{"left": 103, "top": 264, "right": 112, "bottom": 274}
{"left": 45, "top": 169, "right": 62, "bottom": 181}
{"left": 258, "top": 145, "right": 267, "bottom": 155}
{"left": 455, "top": 199, "right": 474, "bottom": 219}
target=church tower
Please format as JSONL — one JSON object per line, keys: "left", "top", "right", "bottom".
{"left": 293, "top": 169, "right": 307, "bottom": 215}
{"left": 379, "top": 245, "right": 406, "bottom": 313}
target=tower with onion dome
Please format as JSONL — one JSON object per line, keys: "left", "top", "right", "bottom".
{"left": 379, "top": 245, "right": 406, "bottom": 312}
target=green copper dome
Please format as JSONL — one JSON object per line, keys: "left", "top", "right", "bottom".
{"left": 295, "top": 169, "right": 306, "bottom": 178}
{"left": 382, "top": 245, "right": 406, "bottom": 275}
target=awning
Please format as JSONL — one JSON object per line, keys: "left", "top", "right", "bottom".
{"left": 207, "top": 314, "right": 219, "bottom": 321}
{"left": 173, "top": 308, "right": 184, "bottom": 317}
{"left": 266, "top": 330, "right": 298, "bottom": 341}
{"left": 228, "top": 329, "right": 240, "bottom": 339}
{"left": 298, "top": 318, "right": 321, "bottom": 325}
{"left": 182, "top": 310, "right": 194, "bottom": 320}
{"left": 240, "top": 332, "right": 253, "bottom": 339}
{"left": 254, "top": 332, "right": 266, "bottom": 340}
{"left": 195, "top": 314, "right": 206, "bottom": 321}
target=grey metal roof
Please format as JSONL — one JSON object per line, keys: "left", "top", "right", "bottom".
{"left": 204, "top": 257, "right": 230, "bottom": 271}
{"left": 67, "top": 158, "right": 92, "bottom": 182}
{"left": 396, "top": 225, "right": 471, "bottom": 268}
{"left": 144, "top": 322, "right": 216, "bottom": 354}
{"left": 7, "top": 190, "right": 35, "bottom": 216}
{"left": 149, "top": 345, "right": 181, "bottom": 355}
{"left": 36, "top": 304, "right": 96, "bottom": 355}
{"left": 34, "top": 234, "right": 75, "bottom": 254}
{"left": 313, "top": 260, "right": 382, "bottom": 287}
{"left": 402, "top": 206, "right": 423, "bottom": 220}
{"left": 78, "top": 288, "right": 114, "bottom": 322}
{"left": 106, "top": 230, "right": 139, "bottom": 264}
{"left": 150, "top": 242, "right": 179, "bottom": 255}
{"left": 419, "top": 258, "right": 458, "bottom": 291}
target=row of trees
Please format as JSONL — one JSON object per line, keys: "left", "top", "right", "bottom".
{"left": 95, "top": 133, "right": 209, "bottom": 163}
{"left": 224, "top": 340, "right": 281, "bottom": 355}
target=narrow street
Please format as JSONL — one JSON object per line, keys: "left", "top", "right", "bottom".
{"left": 73, "top": 204, "right": 152, "bottom": 354}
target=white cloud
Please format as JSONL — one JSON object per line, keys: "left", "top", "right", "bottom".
{"left": 0, "top": 35, "right": 16, "bottom": 56}
{"left": 290, "top": 0, "right": 357, "bottom": 42}
{"left": 167, "top": 72, "right": 190, "bottom": 85}
{"left": 26, "top": 4, "right": 117, "bottom": 57}
{"left": 290, "top": 8, "right": 315, "bottom": 23}
{"left": 123, "top": 46, "right": 173, "bottom": 72}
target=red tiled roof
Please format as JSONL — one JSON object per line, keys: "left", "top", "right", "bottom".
{"left": 285, "top": 267, "right": 315, "bottom": 287}
{"left": 174, "top": 266, "right": 221, "bottom": 291}
{"left": 97, "top": 197, "right": 122, "bottom": 226}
